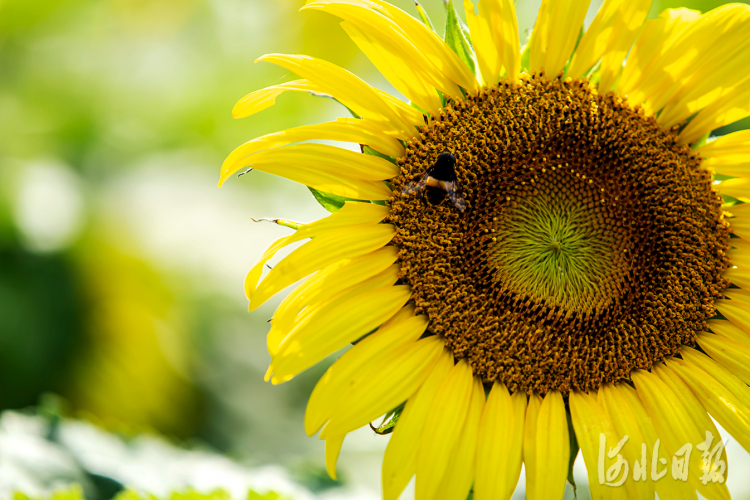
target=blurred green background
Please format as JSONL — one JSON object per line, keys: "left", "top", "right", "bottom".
{"left": 0, "top": 0, "right": 748, "bottom": 499}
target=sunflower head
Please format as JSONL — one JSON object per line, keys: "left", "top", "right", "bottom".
{"left": 222, "top": 1, "right": 750, "bottom": 499}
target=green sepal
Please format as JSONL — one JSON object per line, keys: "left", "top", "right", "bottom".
{"left": 413, "top": 0, "right": 436, "bottom": 31}
{"left": 562, "top": 27, "right": 585, "bottom": 79}
{"left": 310, "top": 92, "right": 362, "bottom": 119}
{"left": 584, "top": 60, "right": 602, "bottom": 85}
{"left": 445, "top": 0, "right": 473, "bottom": 40}
{"left": 342, "top": 104, "right": 362, "bottom": 120}
{"left": 566, "top": 408, "right": 580, "bottom": 496}
{"left": 715, "top": 173, "right": 734, "bottom": 182}
{"left": 362, "top": 145, "right": 397, "bottom": 165}
{"left": 308, "top": 187, "right": 365, "bottom": 213}
{"left": 519, "top": 38, "right": 531, "bottom": 73}
{"left": 362, "top": 146, "right": 396, "bottom": 206}
{"left": 444, "top": 0, "right": 477, "bottom": 77}
{"left": 722, "top": 193, "right": 740, "bottom": 205}
{"left": 692, "top": 131, "right": 711, "bottom": 149}
{"left": 371, "top": 403, "right": 405, "bottom": 435}
{"left": 308, "top": 147, "right": 393, "bottom": 213}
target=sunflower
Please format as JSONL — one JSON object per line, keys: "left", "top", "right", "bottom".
{"left": 220, "top": 0, "right": 750, "bottom": 498}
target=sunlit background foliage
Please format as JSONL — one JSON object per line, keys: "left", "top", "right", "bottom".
{"left": 0, "top": 0, "right": 748, "bottom": 499}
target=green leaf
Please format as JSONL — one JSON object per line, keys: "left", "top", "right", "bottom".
{"left": 308, "top": 187, "right": 367, "bottom": 213}
{"left": 371, "top": 403, "right": 405, "bottom": 435}
{"left": 308, "top": 147, "right": 395, "bottom": 212}
{"left": 566, "top": 408, "right": 580, "bottom": 496}
{"left": 444, "top": 0, "right": 477, "bottom": 76}
{"left": 519, "top": 29, "right": 532, "bottom": 72}
{"left": 413, "top": 0, "right": 436, "bottom": 31}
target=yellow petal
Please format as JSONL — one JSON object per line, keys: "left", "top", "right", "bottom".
{"left": 705, "top": 163, "right": 750, "bottom": 181}
{"left": 305, "top": 306, "right": 427, "bottom": 436}
{"left": 474, "top": 383, "right": 525, "bottom": 500}
{"left": 269, "top": 246, "right": 400, "bottom": 349}
{"left": 656, "top": 364, "right": 730, "bottom": 475}
{"left": 415, "top": 359, "right": 474, "bottom": 500}
{"left": 598, "top": 384, "right": 655, "bottom": 500}
{"left": 324, "top": 433, "right": 345, "bottom": 480}
{"left": 496, "top": 0, "right": 520, "bottom": 81}
{"left": 569, "top": 390, "right": 626, "bottom": 500}
{"left": 698, "top": 331, "right": 750, "bottom": 385}
{"left": 232, "top": 79, "right": 320, "bottom": 119}
{"left": 619, "top": 8, "right": 700, "bottom": 106}
{"left": 249, "top": 223, "right": 395, "bottom": 310}
{"left": 722, "top": 254, "right": 750, "bottom": 290}
{"left": 681, "top": 345, "right": 750, "bottom": 408}
{"left": 714, "top": 297, "right": 750, "bottom": 340}
{"left": 529, "top": 0, "right": 591, "bottom": 78}
{"left": 724, "top": 233, "right": 750, "bottom": 252}
{"left": 526, "top": 390, "right": 569, "bottom": 500}
{"left": 463, "top": 0, "right": 519, "bottom": 84}
{"left": 717, "top": 177, "right": 750, "bottom": 202}
{"left": 269, "top": 283, "right": 411, "bottom": 383}
{"left": 221, "top": 141, "right": 399, "bottom": 190}
{"left": 304, "top": 307, "right": 426, "bottom": 435}
{"left": 340, "top": 21, "right": 443, "bottom": 114}
{"left": 304, "top": 0, "right": 477, "bottom": 93}
{"left": 437, "top": 377, "right": 485, "bottom": 500}
{"left": 727, "top": 205, "right": 750, "bottom": 240}
{"left": 382, "top": 348, "right": 453, "bottom": 500}
{"left": 667, "top": 354, "right": 750, "bottom": 453}
{"left": 305, "top": 308, "right": 425, "bottom": 431}
{"left": 257, "top": 53, "right": 414, "bottom": 135}
{"left": 610, "top": 383, "right": 697, "bottom": 500}
{"left": 632, "top": 367, "right": 730, "bottom": 500}
{"left": 463, "top": 0, "right": 501, "bottom": 85}
{"left": 522, "top": 393, "right": 542, "bottom": 500}
{"left": 319, "top": 336, "right": 444, "bottom": 437}
{"left": 682, "top": 78, "right": 750, "bottom": 145}
{"left": 656, "top": 5, "right": 750, "bottom": 127}
{"left": 721, "top": 288, "right": 750, "bottom": 306}
{"left": 316, "top": 3, "right": 461, "bottom": 102}
{"left": 567, "top": 0, "right": 652, "bottom": 91}
{"left": 376, "top": 86, "right": 426, "bottom": 127}
{"left": 629, "top": 7, "right": 745, "bottom": 114}
{"left": 363, "top": 0, "right": 478, "bottom": 91}
{"left": 707, "top": 319, "right": 750, "bottom": 349}
{"left": 220, "top": 118, "right": 403, "bottom": 185}
{"left": 245, "top": 202, "right": 390, "bottom": 307}
{"left": 270, "top": 263, "right": 401, "bottom": 365}
{"left": 698, "top": 129, "right": 750, "bottom": 177}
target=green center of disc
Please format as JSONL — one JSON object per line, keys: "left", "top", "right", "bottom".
{"left": 490, "top": 170, "right": 628, "bottom": 315}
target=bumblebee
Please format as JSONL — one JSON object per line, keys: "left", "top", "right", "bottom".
{"left": 402, "top": 152, "right": 467, "bottom": 212}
